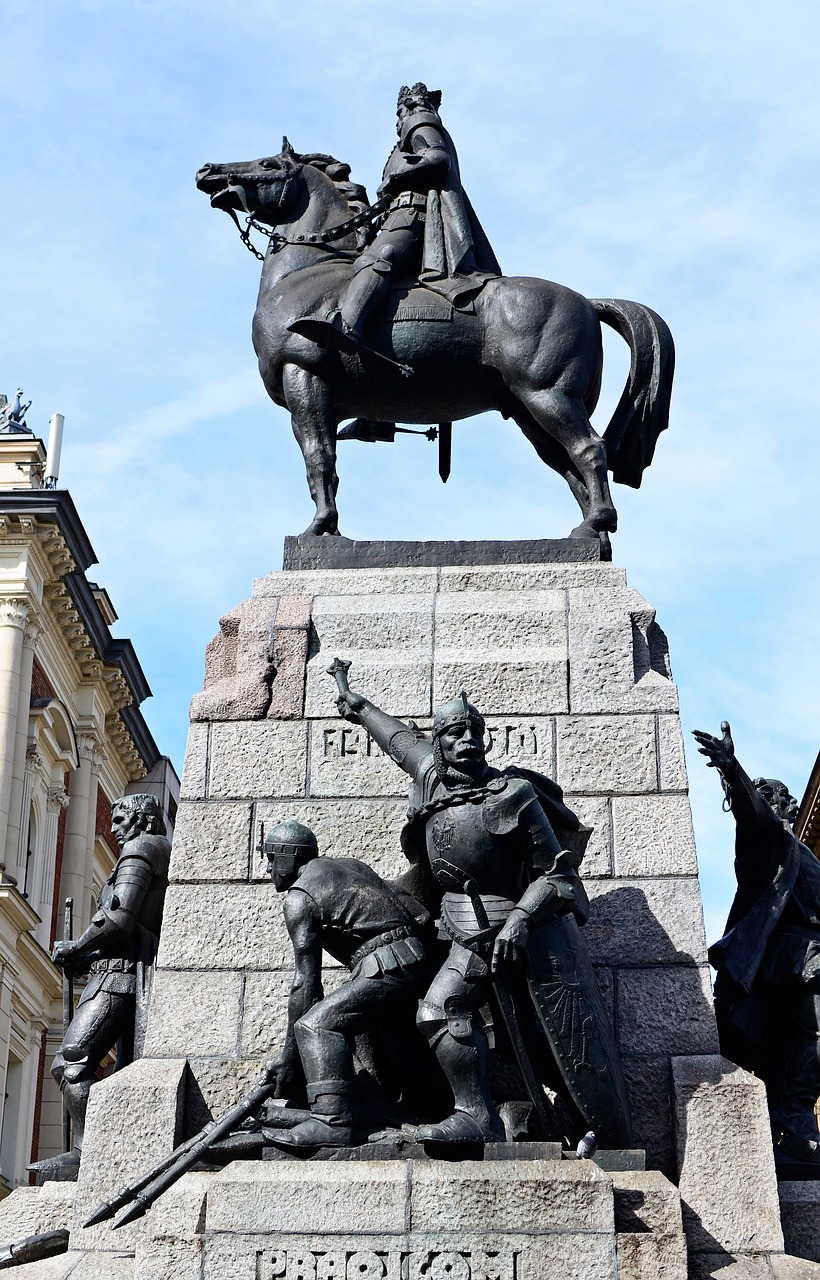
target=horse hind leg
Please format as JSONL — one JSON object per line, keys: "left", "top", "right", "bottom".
{"left": 513, "top": 387, "right": 617, "bottom": 541}
{"left": 283, "top": 363, "right": 341, "bottom": 536}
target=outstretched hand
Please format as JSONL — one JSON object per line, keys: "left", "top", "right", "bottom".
{"left": 692, "top": 721, "right": 735, "bottom": 772}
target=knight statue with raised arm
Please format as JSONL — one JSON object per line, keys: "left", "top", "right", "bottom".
{"left": 332, "top": 665, "right": 633, "bottom": 1149}
{"left": 694, "top": 720, "right": 820, "bottom": 1173}
{"left": 48, "top": 794, "right": 170, "bottom": 1161}
{"left": 293, "top": 81, "right": 500, "bottom": 356}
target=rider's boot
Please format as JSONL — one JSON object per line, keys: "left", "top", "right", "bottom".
{"left": 288, "top": 262, "right": 391, "bottom": 356}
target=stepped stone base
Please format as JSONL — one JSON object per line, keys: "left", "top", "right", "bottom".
{"left": 3, "top": 542, "right": 815, "bottom": 1278}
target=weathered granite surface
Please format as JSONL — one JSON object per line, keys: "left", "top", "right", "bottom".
{"left": 21, "top": 544, "right": 802, "bottom": 1279}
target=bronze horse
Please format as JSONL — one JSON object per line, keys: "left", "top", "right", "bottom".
{"left": 196, "top": 142, "right": 674, "bottom": 548}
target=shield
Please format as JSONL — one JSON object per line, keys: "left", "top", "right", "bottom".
{"left": 516, "top": 912, "right": 634, "bottom": 1147}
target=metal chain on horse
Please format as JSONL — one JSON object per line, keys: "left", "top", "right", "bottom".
{"left": 226, "top": 195, "right": 393, "bottom": 261}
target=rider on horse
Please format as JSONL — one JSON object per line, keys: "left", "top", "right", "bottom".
{"left": 297, "top": 82, "right": 501, "bottom": 355}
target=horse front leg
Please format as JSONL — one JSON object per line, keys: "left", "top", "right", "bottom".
{"left": 283, "top": 363, "right": 340, "bottom": 536}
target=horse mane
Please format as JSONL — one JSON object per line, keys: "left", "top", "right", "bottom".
{"left": 295, "top": 151, "right": 373, "bottom": 247}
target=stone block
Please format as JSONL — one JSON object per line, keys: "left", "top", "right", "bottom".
{"left": 134, "top": 1172, "right": 210, "bottom": 1280}
{"left": 254, "top": 797, "right": 409, "bottom": 884}
{"left": 208, "top": 721, "right": 308, "bottom": 799}
{"left": 771, "top": 1258, "right": 820, "bottom": 1280}
{"left": 157, "top": 882, "right": 289, "bottom": 970}
{"left": 673, "top": 1055, "right": 784, "bottom": 1256}
{"left": 617, "top": 967, "right": 719, "bottom": 1056}
{"left": 168, "top": 800, "right": 252, "bottom": 882}
{"left": 611, "top": 1170, "right": 684, "bottom": 1237}
{"left": 485, "top": 717, "right": 556, "bottom": 780}
{"left": 433, "top": 656, "right": 568, "bottom": 717}
{"left": 179, "top": 722, "right": 208, "bottom": 800}
{"left": 568, "top": 587, "right": 678, "bottom": 715}
{"left": 556, "top": 716, "right": 658, "bottom": 793}
{"left": 433, "top": 588, "right": 567, "bottom": 716}
{"left": 622, "top": 1055, "right": 674, "bottom": 1177}
{"left": 307, "top": 656, "right": 433, "bottom": 722}
{"left": 616, "top": 1234, "right": 688, "bottom": 1280}
{"left": 204, "top": 1231, "right": 618, "bottom": 1280}
{"left": 410, "top": 1158, "right": 614, "bottom": 1235}
{"left": 239, "top": 968, "right": 348, "bottom": 1058}
{"left": 135, "top": 1239, "right": 203, "bottom": 1280}
{"left": 583, "top": 878, "right": 711, "bottom": 967}
{"left": 779, "top": 1182, "right": 820, "bottom": 1264}
{"left": 565, "top": 795, "right": 612, "bottom": 877}
{"left": 0, "top": 1181, "right": 76, "bottom": 1240}
{"left": 689, "top": 1256, "right": 777, "bottom": 1280}
{"left": 308, "top": 721, "right": 410, "bottom": 798}
{"left": 206, "top": 1161, "right": 409, "bottom": 1235}
{"left": 70, "top": 1057, "right": 188, "bottom": 1254}
{"left": 254, "top": 567, "right": 439, "bottom": 597}
{"left": 439, "top": 563, "right": 626, "bottom": 592}
{"left": 612, "top": 795, "right": 698, "bottom": 877}
{"left": 47, "top": 1257, "right": 135, "bottom": 1279}
{"left": 184, "top": 1056, "right": 269, "bottom": 1133}
{"left": 435, "top": 588, "right": 566, "bottom": 650}
{"left": 268, "top": 623, "right": 310, "bottom": 719}
{"left": 143, "top": 969, "right": 242, "bottom": 1057}
{"left": 658, "top": 715, "right": 688, "bottom": 791}
{"left": 189, "top": 597, "right": 279, "bottom": 722}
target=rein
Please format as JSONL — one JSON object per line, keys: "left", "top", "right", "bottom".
{"left": 223, "top": 192, "right": 392, "bottom": 262}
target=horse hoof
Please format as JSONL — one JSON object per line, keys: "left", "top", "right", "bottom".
{"left": 301, "top": 520, "right": 340, "bottom": 538}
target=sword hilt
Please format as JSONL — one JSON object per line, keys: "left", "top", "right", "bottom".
{"left": 326, "top": 657, "right": 352, "bottom": 699}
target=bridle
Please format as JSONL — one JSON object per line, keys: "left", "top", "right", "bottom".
{"left": 218, "top": 169, "right": 392, "bottom": 261}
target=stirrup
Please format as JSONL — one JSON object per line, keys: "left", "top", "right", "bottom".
{"left": 289, "top": 313, "right": 360, "bottom": 355}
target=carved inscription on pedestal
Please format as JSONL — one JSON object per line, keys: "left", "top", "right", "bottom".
{"left": 257, "top": 1249, "right": 519, "bottom": 1280}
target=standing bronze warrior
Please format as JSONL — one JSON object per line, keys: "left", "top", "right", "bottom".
{"left": 49, "top": 794, "right": 170, "bottom": 1156}
{"left": 334, "top": 670, "right": 633, "bottom": 1147}
{"left": 695, "top": 722, "right": 820, "bottom": 1170}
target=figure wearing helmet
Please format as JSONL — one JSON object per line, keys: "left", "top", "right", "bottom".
{"left": 335, "top": 680, "right": 591, "bottom": 1146}
{"left": 263, "top": 820, "right": 433, "bottom": 1150}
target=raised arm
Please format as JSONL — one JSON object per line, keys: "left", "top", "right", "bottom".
{"left": 328, "top": 659, "right": 432, "bottom": 778}
{"left": 692, "top": 721, "right": 779, "bottom": 834}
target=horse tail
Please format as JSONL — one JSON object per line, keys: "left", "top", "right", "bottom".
{"left": 590, "top": 299, "right": 675, "bottom": 488}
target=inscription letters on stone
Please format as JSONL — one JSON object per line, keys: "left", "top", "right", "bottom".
{"left": 257, "top": 1249, "right": 518, "bottom": 1280}
{"left": 321, "top": 723, "right": 541, "bottom": 762}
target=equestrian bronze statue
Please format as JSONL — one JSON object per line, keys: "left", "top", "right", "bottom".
{"left": 196, "top": 83, "right": 674, "bottom": 554}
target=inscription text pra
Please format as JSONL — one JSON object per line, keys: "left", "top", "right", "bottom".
{"left": 257, "top": 1248, "right": 518, "bottom": 1280}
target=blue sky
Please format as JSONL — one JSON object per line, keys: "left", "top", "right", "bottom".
{"left": 2, "top": 0, "right": 819, "bottom": 941}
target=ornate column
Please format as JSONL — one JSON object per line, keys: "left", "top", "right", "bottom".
{"left": 0, "top": 600, "right": 30, "bottom": 873}
{"left": 6, "top": 618, "right": 41, "bottom": 886}
{"left": 12, "top": 744, "right": 41, "bottom": 890}
{"left": 60, "top": 733, "right": 97, "bottom": 924}
{"left": 34, "top": 784, "right": 69, "bottom": 950}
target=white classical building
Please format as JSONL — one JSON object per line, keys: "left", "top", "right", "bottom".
{"left": 0, "top": 423, "right": 178, "bottom": 1192}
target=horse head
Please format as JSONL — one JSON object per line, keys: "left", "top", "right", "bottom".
{"left": 195, "top": 138, "right": 300, "bottom": 227}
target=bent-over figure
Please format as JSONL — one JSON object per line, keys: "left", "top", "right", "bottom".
{"left": 264, "top": 820, "right": 435, "bottom": 1150}
{"left": 50, "top": 794, "right": 170, "bottom": 1154}
{"left": 333, "top": 668, "right": 633, "bottom": 1148}
{"left": 695, "top": 721, "right": 820, "bottom": 1170}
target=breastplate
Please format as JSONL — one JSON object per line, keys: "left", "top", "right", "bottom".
{"left": 425, "top": 804, "right": 522, "bottom": 897}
